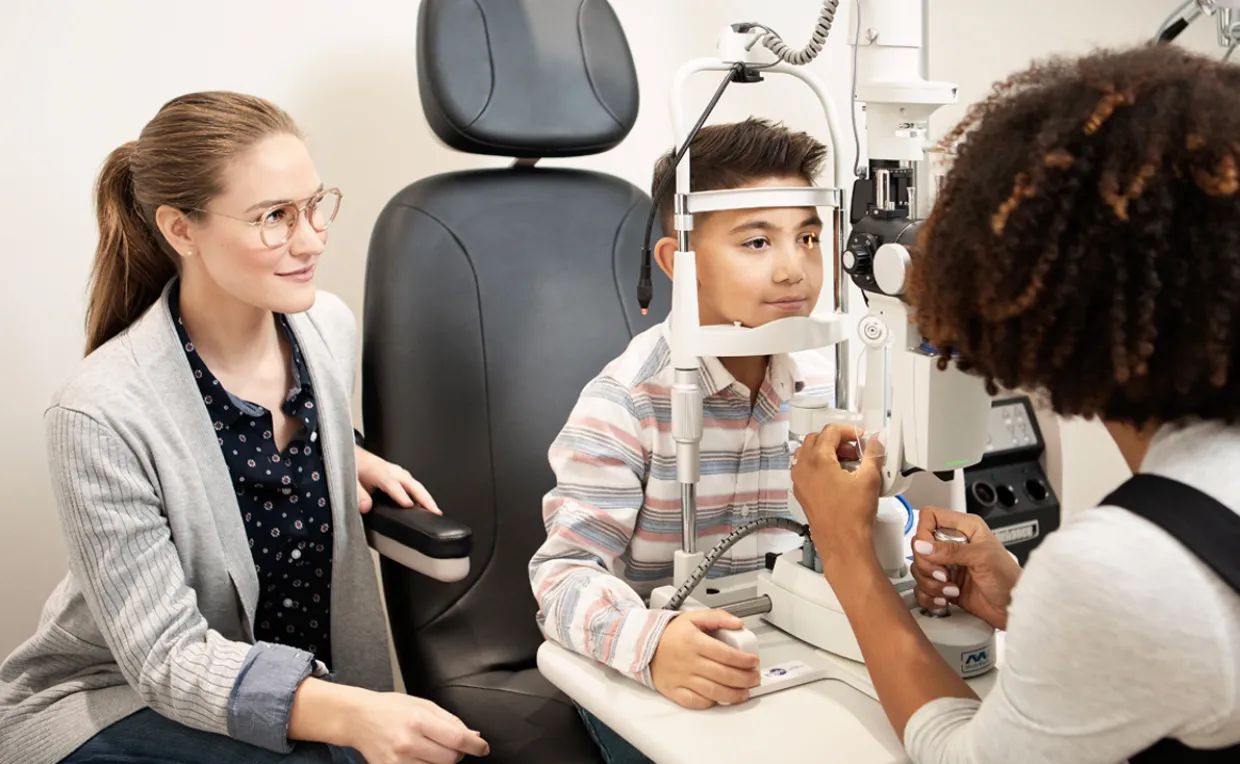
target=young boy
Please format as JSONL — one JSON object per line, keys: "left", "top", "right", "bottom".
{"left": 529, "top": 118, "right": 836, "bottom": 716}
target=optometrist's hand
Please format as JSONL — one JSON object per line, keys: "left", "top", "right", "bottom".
{"left": 355, "top": 446, "right": 441, "bottom": 515}
{"left": 910, "top": 507, "right": 1021, "bottom": 631}
{"left": 791, "top": 424, "right": 884, "bottom": 568}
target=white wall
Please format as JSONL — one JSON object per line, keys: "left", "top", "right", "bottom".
{"left": 0, "top": 0, "right": 1218, "bottom": 657}
{"left": 0, "top": 0, "right": 857, "bottom": 662}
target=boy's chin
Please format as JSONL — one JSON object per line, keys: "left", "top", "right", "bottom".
{"left": 754, "top": 304, "right": 817, "bottom": 323}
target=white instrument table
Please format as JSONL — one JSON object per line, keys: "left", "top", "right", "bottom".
{"left": 538, "top": 615, "right": 1001, "bottom": 764}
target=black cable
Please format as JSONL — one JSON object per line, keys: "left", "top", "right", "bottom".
{"left": 1158, "top": 17, "right": 1191, "bottom": 42}
{"left": 662, "top": 516, "right": 808, "bottom": 611}
{"left": 639, "top": 63, "right": 749, "bottom": 313}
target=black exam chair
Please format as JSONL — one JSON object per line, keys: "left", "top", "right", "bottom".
{"left": 359, "top": 0, "right": 669, "bottom": 761}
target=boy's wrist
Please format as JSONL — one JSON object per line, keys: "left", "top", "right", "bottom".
{"left": 634, "top": 607, "right": 681, "bottom": 688}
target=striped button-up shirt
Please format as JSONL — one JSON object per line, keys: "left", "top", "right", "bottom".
{"left": 529, "top": 319, "right": 835, "bottom": 686}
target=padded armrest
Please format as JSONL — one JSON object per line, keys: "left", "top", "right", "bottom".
{"left": 363, "top": 496, "right": 472, "bottom": 582}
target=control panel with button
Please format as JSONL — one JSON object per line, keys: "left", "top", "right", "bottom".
{"left": 963, "top": 396, "right": 1060, "bottom": 565}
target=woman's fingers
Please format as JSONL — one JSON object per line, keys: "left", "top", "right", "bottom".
{"left": 356, "top": 479, "right": 373, "bottom": 513}
{"left": 397, "top": 469, "right": 441, "bottom": 514}
{"left": 915, "top": 587, "right": 949, "bottom": 612}
{"left": 379, "top": 473, "right": 415, "bottom": 507}
{"left": 911, "top": 555, "right": 953, "bottom": 590}
{"left": 910, "top": 561, "right": 957, "bottom": 600}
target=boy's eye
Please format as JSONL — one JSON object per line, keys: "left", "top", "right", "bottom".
{"left": 742, "top": 237, "right": 771, "bottom": 250}
{"left": 800, "top": 232, "right": 820, "bottom": 248}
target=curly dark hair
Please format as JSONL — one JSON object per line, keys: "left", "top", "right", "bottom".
{"left": 909, "top": 43, "right": 1240, "bottom": 428}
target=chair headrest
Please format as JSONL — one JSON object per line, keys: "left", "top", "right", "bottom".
{"left": 417, "top": 0, "right": 639, "bottom": 159}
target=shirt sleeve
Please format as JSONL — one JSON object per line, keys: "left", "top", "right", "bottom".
{"left": 903, "top": 510, "right": 1234, "bottom": 763}
{"left": 528, "top": 377, "right": 677, "bottom": 687}
{"left": 46, "top": 406, "right": 327, "bottom": 752}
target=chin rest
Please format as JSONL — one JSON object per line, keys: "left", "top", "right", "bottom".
{"left": 362, "top": 497, "right": 471, "bottom": 583}
{"left": 363, "top": 1, "right": 668, "bottom": 761}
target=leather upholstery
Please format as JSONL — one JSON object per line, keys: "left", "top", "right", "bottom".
{"left": 417, "top": 0, "right": 640, "bottom": 158}
{"left": 365, "top": 5, "right": 664, "bottom": 758}
{"left": 363, "top": 168, "right": 668, "bottom": 762}
{"left": 364, "top": 495, "right": 472, "bottom": 559}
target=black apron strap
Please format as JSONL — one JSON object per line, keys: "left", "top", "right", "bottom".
{"left": 1102, "top": 474, "right": 1240, "bottom": 593}
{"left": 1100, "top": 473, "right": 1240, "bottom": 762}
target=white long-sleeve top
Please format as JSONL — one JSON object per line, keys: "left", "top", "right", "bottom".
{"left": 904, "top": 419, "right": 1240, "bottom": 762}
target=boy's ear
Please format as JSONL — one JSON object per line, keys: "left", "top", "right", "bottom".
{"left": 653, "top": 236, "right": 678, "bottom": 281}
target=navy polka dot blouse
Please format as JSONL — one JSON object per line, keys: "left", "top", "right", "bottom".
{"left": 170, "top": 283, "right": 334, "bottom": 668}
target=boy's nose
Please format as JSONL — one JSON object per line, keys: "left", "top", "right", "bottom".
{"left": 773, "top": 245, "right": 806, "bottom": 284}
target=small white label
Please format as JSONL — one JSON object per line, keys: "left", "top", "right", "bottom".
{"left": 893, "top": 121, "right": 930, "bottom": 140}
{"left": 994, "top": 520, "right": 1039, "bottom": 546}
{"left": 762, "top": 661, "right": 814, "bottom": 680}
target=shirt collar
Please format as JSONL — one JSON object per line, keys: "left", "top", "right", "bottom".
{"left": 168, "top": 280, "right": 313, "bottom": 429}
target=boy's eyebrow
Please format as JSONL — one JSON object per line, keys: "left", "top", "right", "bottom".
{"left": 728, "top": 220, "right": 774, "bottom": 235}
{"left": 728, "top": 214, "right": 824, "bottom": 235}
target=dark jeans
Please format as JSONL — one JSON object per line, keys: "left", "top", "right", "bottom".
{"left": 61, "top": 708, "right": 360, "bottom": 764}
{"left": 576, "top": 705, "right": 653, "bottom": 764}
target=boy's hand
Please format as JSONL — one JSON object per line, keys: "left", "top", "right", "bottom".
{"left": 650, "top": 610, "right": 761, "bottom": 710}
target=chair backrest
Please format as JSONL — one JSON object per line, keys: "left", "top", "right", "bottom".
{"left": 362, "top": 0, "right": 669, "bottom": 696}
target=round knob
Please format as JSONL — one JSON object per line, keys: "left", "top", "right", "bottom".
{"left": 859, "top": 316, "right": 889, "bottom": 347}
{"left": 874, "top": 243, "right": 912, "bottom": 295}
{"left": 844, "top": 245, "right": 873, "bottom": 276}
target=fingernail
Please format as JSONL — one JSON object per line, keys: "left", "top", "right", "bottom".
{"left": 932, "top": 570, "right": 948, "bottom": 583}
{"left": 914, "top": 540, "right": 933, "bottom": 555}
{"left": 934, "top": 597, "right": 947, "bottom": 607}
{"left": 943, "top": 585, "right": 960, "bottom": 598}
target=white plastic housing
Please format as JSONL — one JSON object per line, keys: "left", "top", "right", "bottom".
{"left": 756, "top": 552, "right": 996, "bottom": 678}
{"left": 905, "top": 349, "right": 990, "bottom": 473}
{"left": 686, "top": 186, "right": 842, "bottom": 214}
{"left": 851, "top": 0, "right": 958, "bottom": 161}
{"left": 788, "top": 393, "right": 862, "bottom": 439}
{"left": 367, "top": 532, "right": 470, "bottom": 583}
{"left": 873, "top": 499, "right": 907, "bottom": 576}
{"left": 859, "top": 294, "right": 989, "bottom": 495}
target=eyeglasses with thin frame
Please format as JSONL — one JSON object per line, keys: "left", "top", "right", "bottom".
{"left": 191, "top": 187, "right": 343, "bottom": 249}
